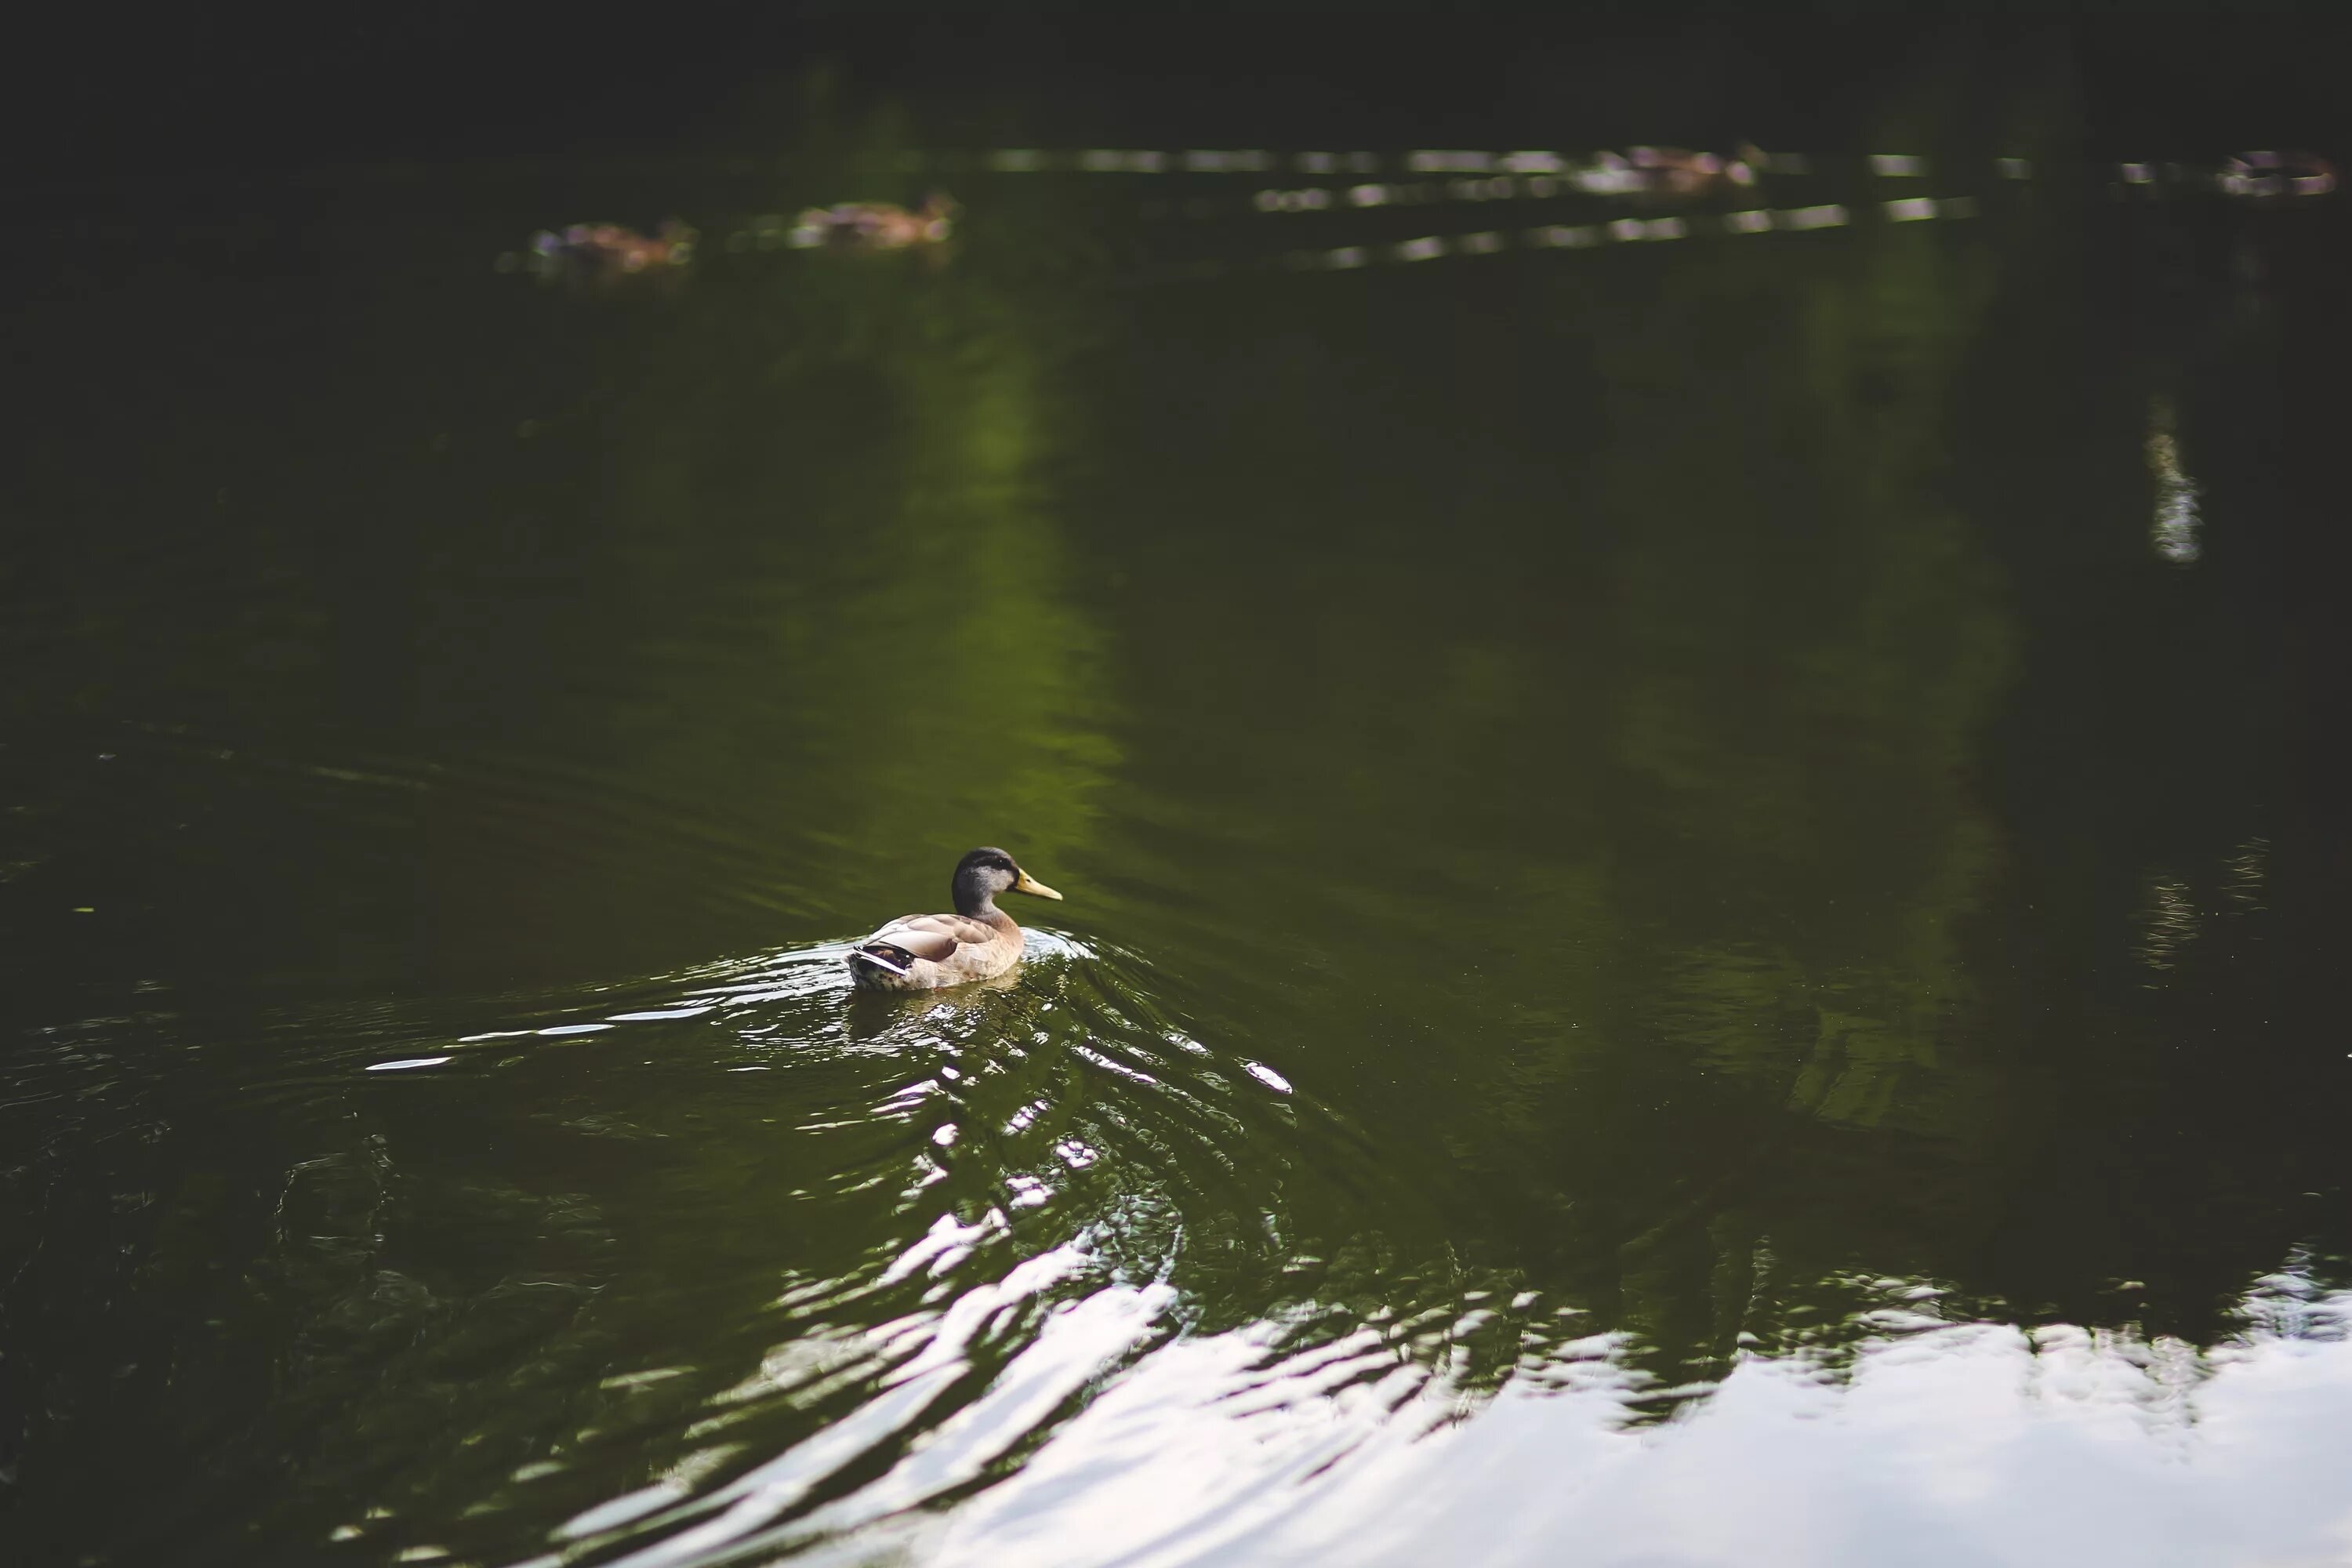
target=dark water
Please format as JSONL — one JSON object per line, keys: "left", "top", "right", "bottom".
{"left": 6, "top": 119, "right": 2352, "bottom": 1567}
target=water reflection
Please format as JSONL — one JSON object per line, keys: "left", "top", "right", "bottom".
{"left": 3, "top": 95, "right": 2350, "bottom": 1568}
{"left": 270, "top": 939, "right": 1383, "bottom": 1566}
{"left": 919, "top": 1266, "right": 2352, "bottom": 1568}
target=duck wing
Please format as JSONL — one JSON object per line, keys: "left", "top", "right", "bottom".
{"left": 857, "top": 912, "right": 1000, "bottom": 964}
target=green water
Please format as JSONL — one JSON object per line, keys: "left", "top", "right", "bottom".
{"left": 4, "top": 147, "right": 2350, "bottom": 1567}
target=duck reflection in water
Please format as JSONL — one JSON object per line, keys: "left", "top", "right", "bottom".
{"left": 848, "top": 847, "right": 1063, "bottom": 992}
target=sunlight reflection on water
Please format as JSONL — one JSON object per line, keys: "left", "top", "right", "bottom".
{"left": 898, "top": 1279, "right": 2352, "bottom": 1568}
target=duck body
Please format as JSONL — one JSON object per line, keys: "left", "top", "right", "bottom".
{"left": 848, "top": 847, "right": 1062, "bottom": 992}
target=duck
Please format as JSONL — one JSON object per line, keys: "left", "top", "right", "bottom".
{"left": 1626, "top": 145, "right": 1762, "bottom": 198}
{"left": 1575, "top": 145, "right": 1763, "bottom": 201}
{"left": 2220, "top": 150, "right": 2337, "bottom": 201}
{"left": 846, "top": 847, "right": 1063, "bottom": 991}
{"left": 791, "top": 192, "right": 960, "bottom": 250}
{"left": 528, "top": 218, "right": 697, "bottom": 281}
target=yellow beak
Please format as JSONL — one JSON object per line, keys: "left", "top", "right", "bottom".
{"left": 1012, "top": 870, "right": 1063, "bottom": 901}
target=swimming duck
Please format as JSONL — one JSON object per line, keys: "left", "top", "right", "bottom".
{"left": 2220, "top": 150, "right": 2336, "bottom": 201}
{"left": 528, "top": 218, "right": 697, "bottom": 280}
{"left": 847, "top": 847, "right": 1062, "bottom": 991}
{"left": 1627, "top": 145, "right": 1762, "bottom": 198}
{"left": 1575, "top": 145, "right": 1763, "bottom": 201}
{"left": 791, "top": 192, "right": 960, "bottom": 250}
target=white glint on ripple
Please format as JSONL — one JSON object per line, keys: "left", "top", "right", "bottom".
{"left": 1242, "top": 1061, "right": 1294, "bottom": 1094}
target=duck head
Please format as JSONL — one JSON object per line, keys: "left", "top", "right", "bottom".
{"left": 951, "top": 846, "right": 1062, "bottom": 916}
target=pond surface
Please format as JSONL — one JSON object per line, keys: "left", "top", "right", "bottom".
{"left": 5, "top": 121, "right": 2352, "bottom": 1568}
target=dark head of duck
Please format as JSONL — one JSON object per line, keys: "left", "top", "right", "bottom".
{"left": 953, "top": 847, "right": 1063, "bottom": 917}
